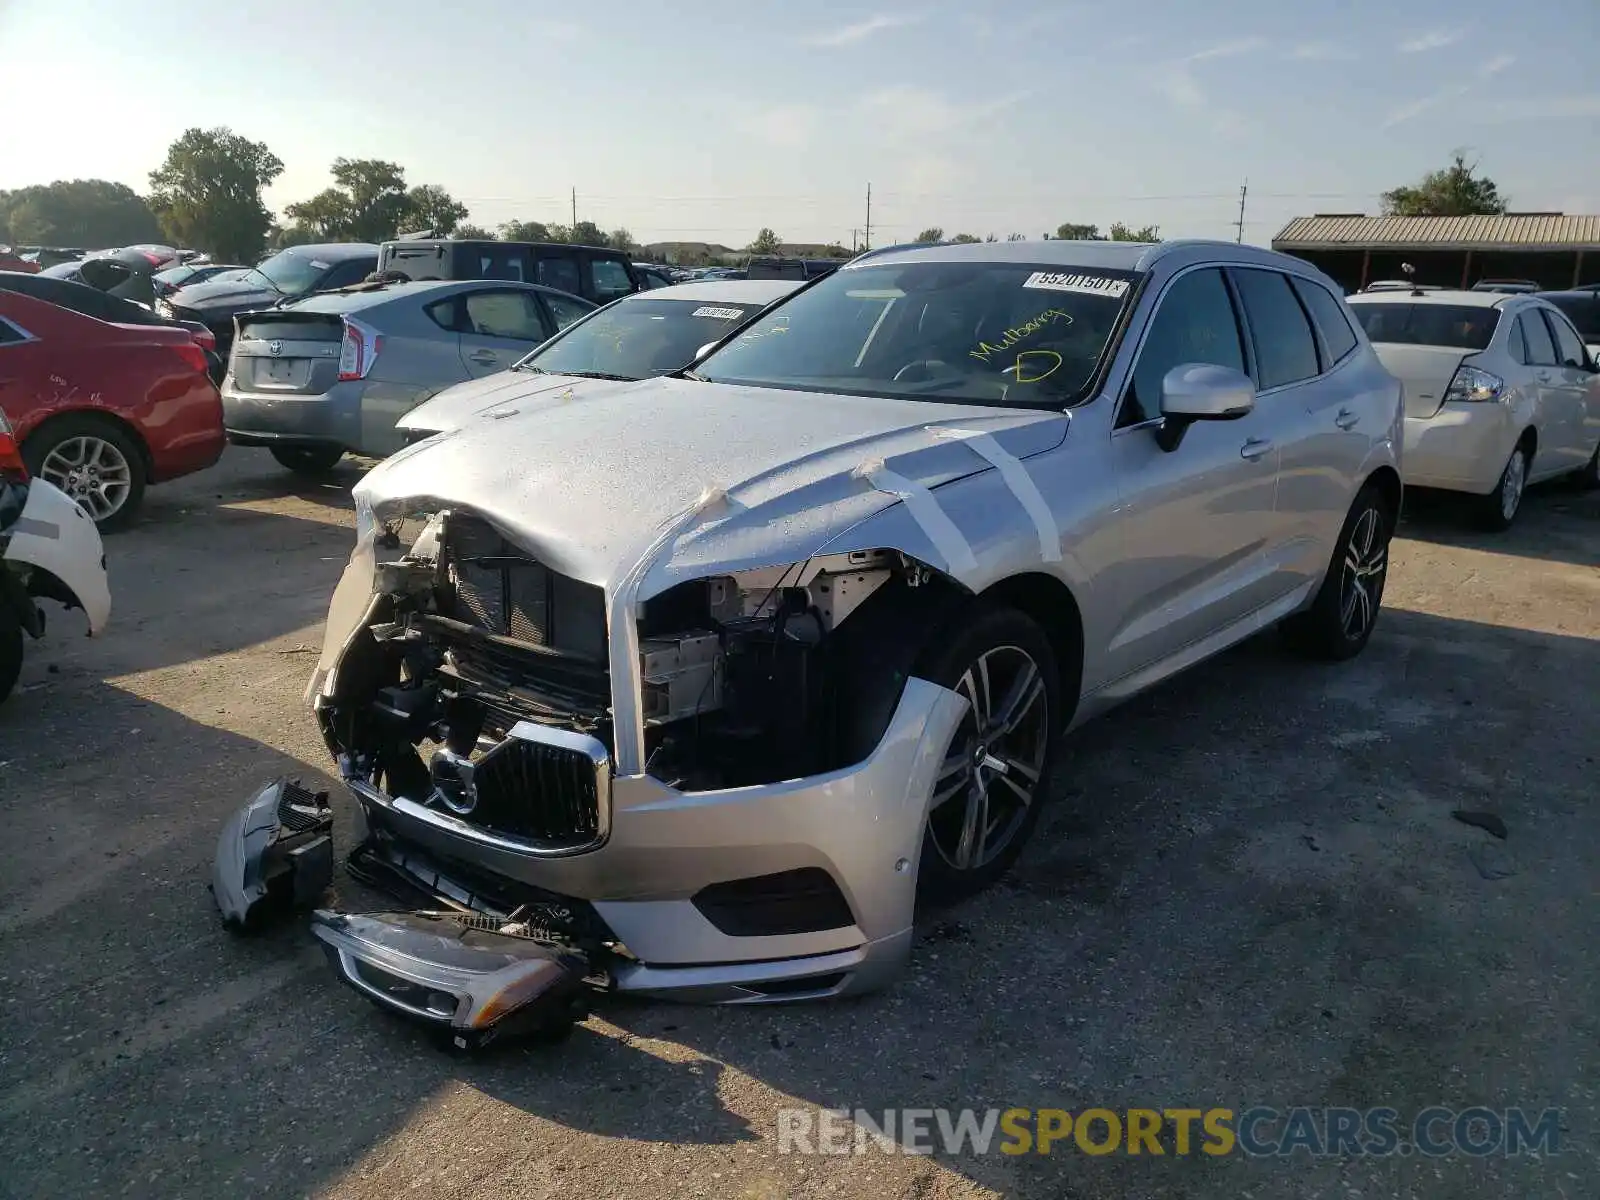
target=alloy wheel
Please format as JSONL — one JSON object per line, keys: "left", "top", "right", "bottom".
{"left": 1339, "top": 505, "right": 1388, "bottom": 641}
{"left": 1499, "top": 449, "right": 1526, "bottom": 522}
{"left": 39, "top": 436, "right": 134, "bottom": 522}
{"left": 928, "top": 645, "right": 1051, "bottom": 873}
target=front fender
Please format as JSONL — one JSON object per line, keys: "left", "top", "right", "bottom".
{"left": 2, "top": 479, "right": 110, "bottom": 634}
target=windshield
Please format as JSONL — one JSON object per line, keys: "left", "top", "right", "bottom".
{"left": 694, "top": 260, "right": 1138, "bottom": 407}
{"left": 1352, "top": 303, "right": 1500, "bottom": 351}
{"left": 248, "top": 249, "right": 330, "bottom": 295}
{"left": 523, "top": 296, "right": 769, "bottom": 378}
{"left": 154, "top": 265, "right": 198, "bottom": 286}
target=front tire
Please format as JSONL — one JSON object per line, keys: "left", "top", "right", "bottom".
{"left": 0, "top": 606, "right": 22, "bottom": 705}
{"left": 1283, "top": 482, "right": 1393, "bottom": 662}
{"left": 270, "top": 445, "right": 344, "bottom": 475}
{"left": 914, "top": 606, "right": 1061, "bottom": 907}
{"left": 1475, "top": 442, "right": 1529, "bottom": 531}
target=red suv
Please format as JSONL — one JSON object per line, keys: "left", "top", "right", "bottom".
{"left": 0, "top": 289, "right": 225, "bottom": 529}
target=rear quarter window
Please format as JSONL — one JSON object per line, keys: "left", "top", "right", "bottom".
{"left": 1290, "top": 276, "right": 1360, "bottom": 365}
{"left": 1351, "top": 303, "right": 1500, "bottom": 351}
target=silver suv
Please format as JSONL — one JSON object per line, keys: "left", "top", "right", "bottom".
{"left": 303, "top": 239, "right": 1403, "bottom": 1006}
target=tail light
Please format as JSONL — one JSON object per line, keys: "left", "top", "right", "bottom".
{"left": 171, "top": 341, "right": 210, "bottom": 375}
{"left": 189, "top": 327, "right": 216, "bottom": 351}
{"left": 1444, "top": 364, "right": 1505, "bottom": 403}
{"left": 0, "top": 408, "right": 28, "bottom": 482}
{"left": 338, "top": 317, "right": 383, "bottom": 381}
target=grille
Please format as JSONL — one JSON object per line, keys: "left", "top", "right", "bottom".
{"left": 446, "top": 515, "right": 605, "bottom": 661}
{"left": 459, "top": 732, "right": 604, "bottom": 847}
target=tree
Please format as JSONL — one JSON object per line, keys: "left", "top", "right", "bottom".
{"left": 405, "top": 184, "right": 469, "bottom": 236}
{"left": 569, "top": 220, "right": 607, "bottom": 247}
{"left": 1108, "top": 222, "right": 1160, "bottom": 242}
{"left": 1006, "top": 232, "right": 1026, "bottom": 242}
{"left": 915, "top": 227, "right": 945, "bottom": 242}
{"left": 1055, "top": 222, "right": 1101, "bottom": 240}
{"left": 147, "top": 128, "right": 283, "bottom": 260}
{"left": 608, "top": 228, "right": 635, "bottom": 254}
{"left": 823, "top": 243, "right": 851, "bottom": 258}
{"left": 748, "top": 227, "right": 782, "bottom": 254}
{"left": 285, "top": 158, "right": 412, "bottom": 243}
{"left": 267, "top": 222, "right": 318, "bottom": 250}
{"left": 1, "top": 179, "right": 162, "bottom": 248}
{"left": 453, "top": 223, "right": 494, "bottom": 240}
{"left": 949, "top": 233, "right": 981, "bottom": 244}
{"left": 984, "top": 233, "right": 999, "bottom": 243}
{"left": 1381, "top": 153, "right": 1507, "bottom": 217}
{"left": 498, "top": 219, "right": 552, "bottom": 242}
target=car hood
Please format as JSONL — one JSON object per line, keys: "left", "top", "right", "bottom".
{"left": 170, "top": 277, "right": 281, "bottom": 314}
{"left": 359, "top": 377, "right": 1070, "bottom": 594}
{"left": 395, "top": 370, "right": 623, "bottom": 434}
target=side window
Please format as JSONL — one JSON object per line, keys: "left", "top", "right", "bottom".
{"left": 542, "top": 291, "right": 593, "bottom": 331}
{"left": 476, "top": 246, "right": 526, "bottom": 282}
{"left": 1289, "top": 276, "right": 1359, "bottom": 365}
{"left": 424, "top": 297, "right": 462, "bottom": 332}
{"left": 0, "top": 318, "right": 29, "bottom": 345}
{"left": 1231, "top": 269, "right": 1320, "bottom": 389}
{"left": 320, "top": 260, "right": 374, "bottom": 289}
{"left": 1542, "top": 309, "right": 1588, "bottom": 368}
{"left": 1122, "top": 267, "right": 1245, "bottom": 427}
{"left": 588, "top": 258, "right": 636, "bottom": 303}
{"left": 462, "top": 290, "right": 546, "bottom": 341}
{"left": 1519, "top": 312, "right": 1559, "bottom": 366}
{"left": 536, "top": 253, "right": 582, "bottom": 296}
{"left": 1507, "top": 315, "right": 1529, "bottom": 364}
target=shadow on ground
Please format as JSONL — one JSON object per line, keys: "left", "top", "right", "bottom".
{"left": 1398, "top": 480, "right": 1599, "bottom": 569}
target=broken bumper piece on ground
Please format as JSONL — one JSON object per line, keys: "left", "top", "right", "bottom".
{"left": 310, "top": 909, "right": 590, "bottom": 1049}
{"left": 212, "top": 778, "right": 334, "bottom": 928}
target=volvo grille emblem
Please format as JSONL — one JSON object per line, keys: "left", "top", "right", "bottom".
{"left": 268, "top": 339, "right": 283, "bottom": 356}
{"left": 429, "top": 750, "right": 479, "bottom": 815}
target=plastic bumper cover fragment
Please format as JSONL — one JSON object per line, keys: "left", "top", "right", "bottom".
{"left": 212, "top": 778, "right": 334, "bottom": 928}
{"left": 310, "top": 909, "right": 590, "bottom": 1049}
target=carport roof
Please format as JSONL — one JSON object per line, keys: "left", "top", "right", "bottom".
{"left": 1272, "top": 214, "right": 1600, "bottom": 252}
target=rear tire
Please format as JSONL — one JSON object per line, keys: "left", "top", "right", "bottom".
{"left": 23, "top": 413, "right": 147, "bottom": 532}
{"left": 0, "top": 606, "right": 22, "bottom": 706}
{"left": 1475, "top": 441, "right": 1529, "bottom": 531}
{"left": 1282, "top": 482, "right": 1393, "bottom": 662}
{"left": 913, "top": 605, "right": 1062, "bottom": 909}
{"left": 270, "top": 445, "right": 344, "bottom": 475}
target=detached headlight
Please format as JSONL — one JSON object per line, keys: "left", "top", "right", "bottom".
{"left": 1444, "top": 364, "right": 1505, "bottom": 403}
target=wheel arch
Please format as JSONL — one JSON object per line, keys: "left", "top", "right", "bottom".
{"left": 1363, "top": 463, "right": 1403, "bottom": 523}
{"left": 21, "top": 407, "right": 155, "bottom": 480}
{"left": 979, "top": 571, "right": 1085, "bottom": 727}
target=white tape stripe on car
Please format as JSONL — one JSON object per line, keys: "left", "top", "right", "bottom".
{"left": 931, "top": 427, "right": 1061, "bottom": 562}
{"left": 852, "top": 458, "right": 979, "bottom": 575}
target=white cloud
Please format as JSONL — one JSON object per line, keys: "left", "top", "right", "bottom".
{"left": 1154, "top": 63, "right": 1252, "bottom": 136}
{"left": 1381, "top": 84, "right": 1471, "bottom": 129}
{"left": 737, "top": 104, "right": 821, "bottom": 149}
{"left": 856, "top": 85, "right": 1029, "bottom": 138}
{"left": 1185, "top": 36, "right": 1268, "bottom": 62}
{"left": 1399, "top": 28, "right": 1467, "bottom": 53}
{"left": 803, "top": 13, "right": 918, "bottom": 47}
{"left": 1480, "top": 54, "right": 1515, "bottom": 76}
{"left": 1159, "top": 69, "right": 1207, "bottom": 109}
{"left": 1289, "top": 41, "right": 1355, "bottom": 61}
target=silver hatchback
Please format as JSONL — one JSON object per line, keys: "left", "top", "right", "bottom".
{"left": 220, "top": 279, "right": 596, "bottom": 472}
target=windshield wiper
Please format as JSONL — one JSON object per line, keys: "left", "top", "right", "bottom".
{"left": 511, "top": 362, "right": 546, "bottom": 374}
{"left": 680, "top": 369, "right": 707, "bottom": 382}
{"left": 555, "top": 370, "right": 636, "bottom": 381}
{"left": 245, "top": 267, "right": 283, "bottom": 294}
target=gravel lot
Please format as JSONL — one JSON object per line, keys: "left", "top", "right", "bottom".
{"left": 1, "top": 449, "right": 1595, "bottom": 1200}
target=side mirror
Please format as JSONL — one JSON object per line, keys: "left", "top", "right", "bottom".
{"left": 1154, "top": 363, "right": 1256, "bottom": 452}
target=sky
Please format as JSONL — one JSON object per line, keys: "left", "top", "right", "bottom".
{"left": 1, "top": 0, "right": 1597, "bottom": 249}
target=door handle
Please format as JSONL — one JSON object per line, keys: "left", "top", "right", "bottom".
{"left": 1334, "top": 407, "right": 1359, "bottom": 430}
{"left": 1240, "top": 437, "right": 1274, "bottom": 461}
{"left": 469, "top": 349, "right": 500, "bottom": 364}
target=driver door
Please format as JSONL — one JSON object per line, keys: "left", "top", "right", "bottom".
{"left": 455, "top": 288, "right": 554, "bottom": 378}
{"left": 1102, "top": 266, "right": 1287, "bottom": 686}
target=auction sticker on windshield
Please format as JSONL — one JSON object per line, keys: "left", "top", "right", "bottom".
{"left": 691, "top": 306, "right": 745, "bottom": 320}
{"left": 1022, "top": 272, "right": 1129, "bottom": 299}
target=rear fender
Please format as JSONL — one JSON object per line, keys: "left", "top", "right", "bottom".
{"left": 1, "top": 479, "right": 110, "bottom": 634}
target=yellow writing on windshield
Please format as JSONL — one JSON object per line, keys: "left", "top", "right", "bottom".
{"left": 1012, "top": 349, "right": 1063, "bottom": 383}
{"left": 970, "top": 308, "right": 1072, "bottom": 364}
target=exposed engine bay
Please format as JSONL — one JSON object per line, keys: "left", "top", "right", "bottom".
{"left": 318, "top": 507, "right": 958, "bottom": 820}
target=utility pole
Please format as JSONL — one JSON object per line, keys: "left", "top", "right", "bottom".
{"left": 571, "top": 187, "right": 577, "bottom": 231}
{"left": 864, "top": 184, "right": 872, "bottom": 251}
{"left": 1234, "top": 179, "right": 1248, "bottom": 244}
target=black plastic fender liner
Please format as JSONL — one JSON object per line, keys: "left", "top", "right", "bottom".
{"left": 211, "top": 779, "right": 334, "bottom": 929}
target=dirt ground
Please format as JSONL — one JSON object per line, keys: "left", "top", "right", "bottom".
{"left": 0, "top": 448, "right": 1594, "bottom": 1200}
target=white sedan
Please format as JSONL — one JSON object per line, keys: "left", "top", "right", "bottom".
{"left": 1347, "top": 289, "right": 1600, "bottom": 529}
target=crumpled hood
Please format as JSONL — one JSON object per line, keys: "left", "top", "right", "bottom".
{"left": 358, "top": 377, "right": 1068, "bottom": 592}
{"left": 395, "top": 370, "right": 626, "bottom": 435}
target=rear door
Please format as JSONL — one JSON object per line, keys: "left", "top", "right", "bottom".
{"left": 451, "top": 288, "right": 553, "bottom": 377}
{"left": 1514, "top": 309, "right": 1568, "bottom": 477}
{"left": 1539, "top": 306, "right": 1597, "bottom": 473}
{"left": 231, "top": 311, "right": 346, "bottom": 394}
